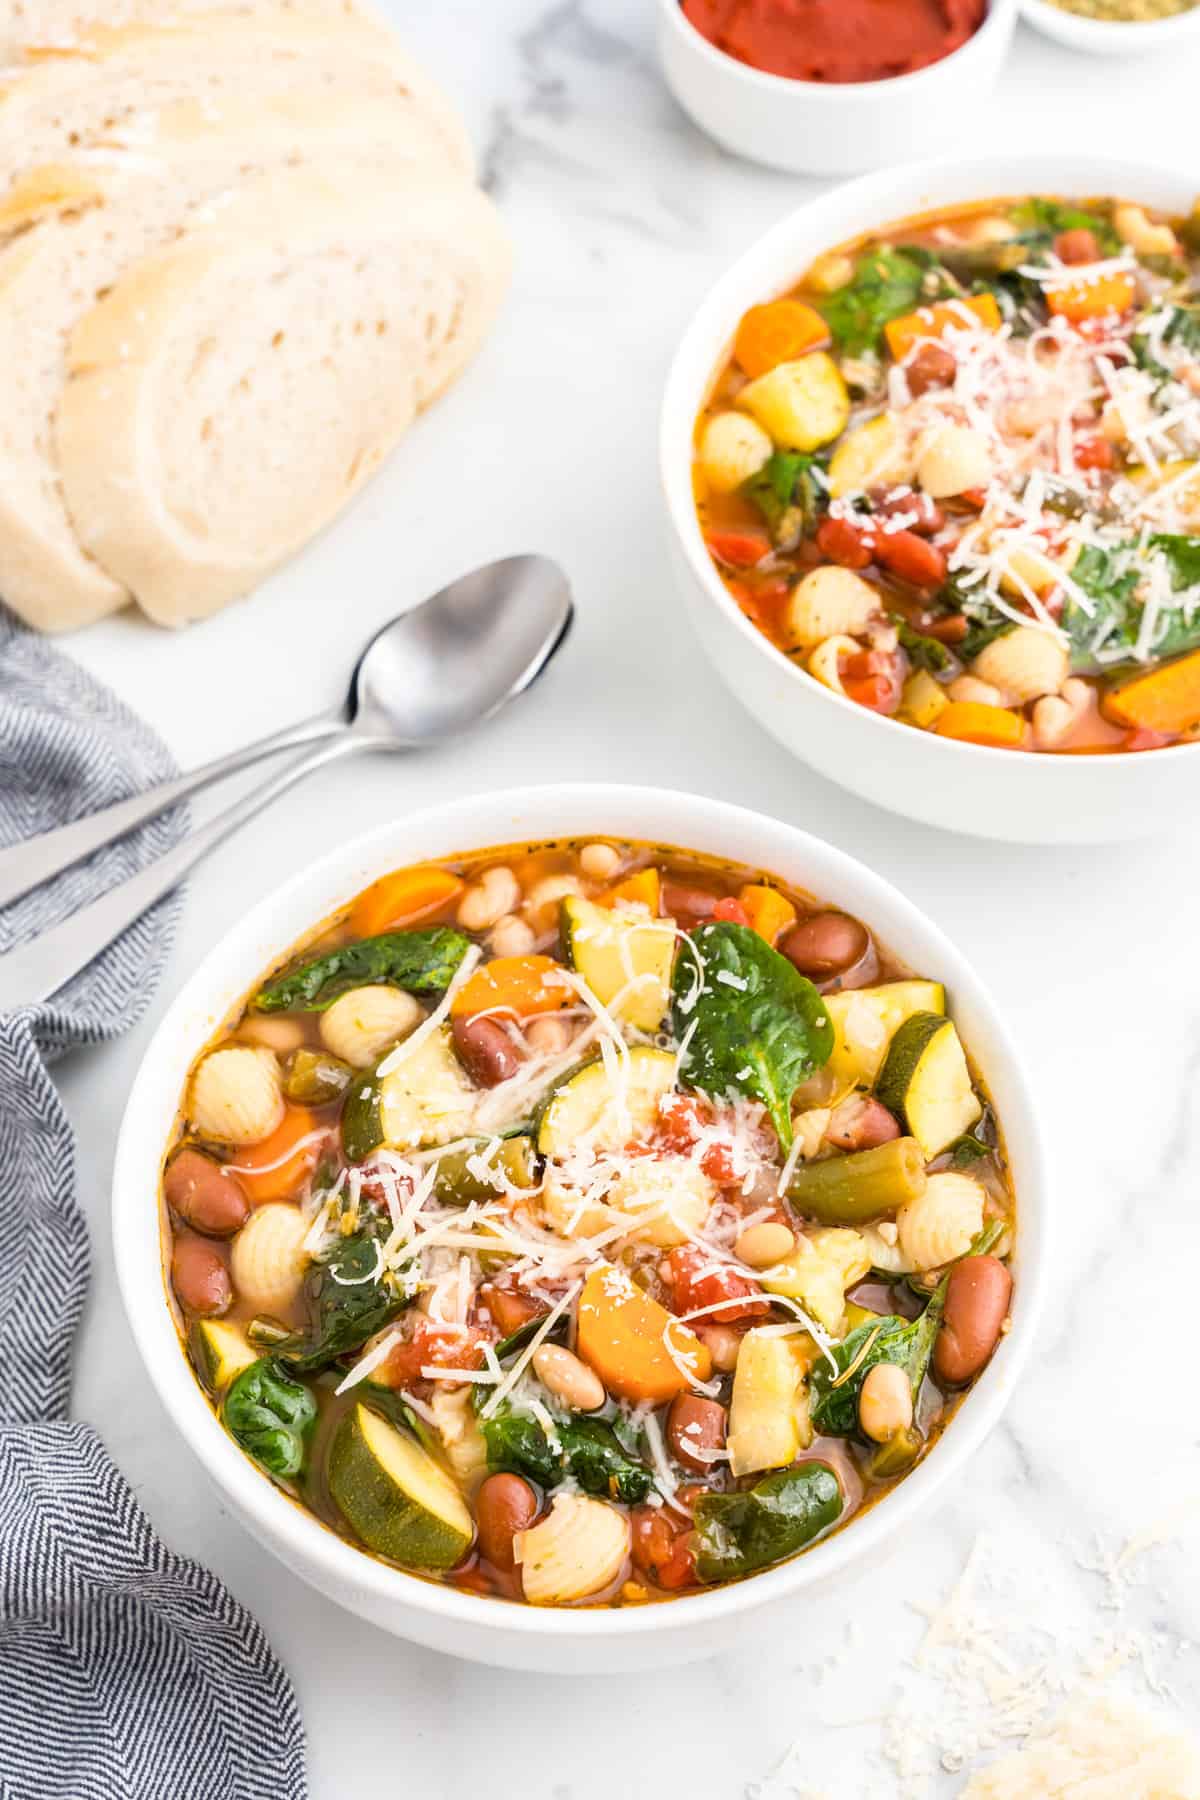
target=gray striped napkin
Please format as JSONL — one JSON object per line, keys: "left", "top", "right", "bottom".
{"left": 0, "top": 609, "right": 306, "bottom": 1800}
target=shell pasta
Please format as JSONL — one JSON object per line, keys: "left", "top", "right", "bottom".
{"left": 162, "top": 838, "right": 1016, "bottom": 1608}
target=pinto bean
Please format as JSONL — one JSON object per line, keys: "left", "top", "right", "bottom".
{"left": 452, "top": 1014, "right": 521, "bottom": 1087}
{"left": 164, "top": 1147, "right": 249, "bottom": 1238}
{"left": 661, "top": 882, "right": 720, "bottom": 925}
{"left": 905, "top": 341, "right": 957, "bottom": 396}
{"left": 475, "top": 1473, "right": 538, "bottom": 1573}
{"left": 781, "top": 912, "right": 870, "bottom": 979}
{"left": 171, "top": 1233, "right": 232, "bottom": 1317}
{"left": 934, "top": 1254, "right": 1013, "bottom": 1387}
{"left": 815, "top": 516, "right": 875, "bottom": 570}
{"left": 666, "top": 1394, "right": 727, "bottom": 1474}
{"left": 873, "top": 489, "right": 945, "bottom": 537}
{"left": 1054, "top": 227, "right": 1099, "bottom": 266}
{"left": 824, "top": 1095, "right": 901, "bottom": 1153}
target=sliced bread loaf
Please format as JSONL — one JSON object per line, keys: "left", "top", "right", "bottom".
{"left": 0, "top": 92, "right": 471, "bottom": 631}
{"left": 0, "top": 1, "right": 365, "bottom": 63}
{"left": 0, "top": 13, "right": 474, "bottom": 204}
{"left": 56, "top": 160, "right": 510, "bottom": 625}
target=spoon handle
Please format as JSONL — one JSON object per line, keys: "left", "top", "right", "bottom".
{"left": 0, "top": 732, "right": 368, "bottom": 1013}
{"left": 0, "top": 708, "right": 345, "bottom": 913}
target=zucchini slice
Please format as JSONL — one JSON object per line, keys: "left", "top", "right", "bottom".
{"left": 823, "top": 979, "right": 946, "bottom": 1089}
{"left": 190, "top": 1319, "right": 257, "bottom": 1395}
{"left": 536, "top": 1045, "right": 676, "bottom": 1158}
{"left": 875, "top": 1011, "right": 981, "bottom": 1159}
{"left": 561, "top": 895, "right": 675, "bottom": 1032}
{"left": 329, "top": 1402, "right": 474, "bottom": 1570}
{"left": 727, "top": 1328, "right": 812, "bottom": 1478}
{"left": 431, "top": 1134, "right": 538, "bottom": 1205}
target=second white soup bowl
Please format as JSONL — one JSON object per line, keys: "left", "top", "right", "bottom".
{"left": 661, "top": 152, "right": 1200, "bottom": 842}
{"left": 114, "top": 785, "right": 1048, "bottom": 1672}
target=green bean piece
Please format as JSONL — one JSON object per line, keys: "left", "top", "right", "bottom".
{"left": 284, "top": 1048, "right": 353, "bottom": 1106}
{"left": 862, "top": 1425, "right": 924, "bottom": 1483}
{"left": 431, "top": 1135, "right": 538, "bottom": 1206}
{"left": 787, "top": 1135, "right": 926, "bottom": 1225}
{"left": 341, "top": 1068, "right": 384, "bottom": 1163}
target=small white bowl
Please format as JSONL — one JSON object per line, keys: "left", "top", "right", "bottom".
{"left": 656, "top": 0, "right": 1017, "bottom": 177}
{"left": 1023, "top": 0, "right": 1200, "bottom": 55}
{"left": 661, "top": 151, "right": 1200, "bottom": 843}
{"left": 113, "top": 784, "right": 1048, "bottom": 1672}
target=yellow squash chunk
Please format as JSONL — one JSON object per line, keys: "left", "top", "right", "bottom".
{"left": 761, "top": 1227, "right": 871, "bottom": 1334}
{"left": 737, "top": 352, "right": 850, "bottom": 453}
{"left": 727, "top": 1327, "right": 814, "bottom": 1477}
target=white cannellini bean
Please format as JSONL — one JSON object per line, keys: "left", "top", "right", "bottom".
{"left": 972, "top": 627, "right": 1069, "bottom": 704}
{"left": 947, "top": 675, "right": 1007, "bottom": 708}
{"left": 578, "top": 842, "right": 622, "bottom": 881}
{"left": 696, "top": 1323, "right": 742, "bottom": 1372}
{"left": 532, "top": 1344, "right": 606, "bottom": 1412}
{"left": 699, "top": 411, "right": 773, "bottom": 494}
{"left": 518, "top": 1493, "right": 630, "bottom": 1605}
{"left": 457, "top": 866, "right": 520, "bottom": 932}
{"left": 735, "top": 1221, "right": 796, "bottom": 1269}
{"left": 230, "top": 1202, "right": 310, "bottom": 1314}
{"left": 858, "top": 1362, "right": 914, "bottom": 1443}
{"left": 189, "top": 1046, "right": 284, "bottom": 1147}
{"left": 915, "top": 424, "right": 992, "bottom": 499}
{"left": 1113, "top": 202, "right": 1179, "bottom": 258}
{"left": 489, "top": 913, "right": 536, "bottom": 957}
{"left": 523, "top": 873, "right": 581, "bottom": 930}
{"left": 318, "top": 985, "right": 423, "bottom": 1069}
{"left": 1032, "top": 694, "right": 1075, "bottom": 750}
{"left": 785, "top": 566, "right": 878, "bottom": 650}
{"left": 236, "top": 1015, "right": 307, "bottom": 1054}
{"left": 525, "top": 1014, "right": 573, "bottom": 1057}
{"left": 897, "top": 1172, "right": 985, "bottom": 1273}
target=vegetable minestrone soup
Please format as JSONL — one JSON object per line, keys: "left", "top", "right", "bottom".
{"left": 696, "top": 195, "right": 1200, "bottom": 753}
{"left": 163, "top": 841, "right": 1015, "bottom": 1606}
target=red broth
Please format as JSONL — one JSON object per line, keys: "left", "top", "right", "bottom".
{"left": 163, "top": 840, "right": 1014, "bottom": 1607}
{"left": 695, "top": 195, "right": 1200, "bottom": 754}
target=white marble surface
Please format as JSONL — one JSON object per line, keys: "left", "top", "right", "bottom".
{"left": 50, "top": 4, "right": 1200, "bottom": 1792}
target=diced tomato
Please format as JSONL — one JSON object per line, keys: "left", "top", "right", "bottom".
{"left": 842, "top": 649, "right": 903, "bottom": 715}
{"left": 378, "top": 1318, "right": 490, "bottom": 1388}
{"left": 663, "top": 1243, "right": 769, "bottom": 1326}
{"left": 479, "top": 1280, "right": 547, "bottom": 1338}
{"left": 1074, "top": 433, "right": 1115, "bottom": 473}
{"left": 1053, "top": 228, "right": 1100, "bottom": 266}
{"left": 630, "top": 1506, "right": 699, "bottom": 1591}
{"left": 815, "top": 515, "right": 876, "bottom": 570}
{"left": 731, "top": 578, "right": 790, "bottom": 636}
{"left": 874, "top": 529, "right": 947, "bottom": 590}
{"left": 655, "top": 1092, "right": 741, "bottom": 1185}
{"left": 712, "top": 895, "right": 751, "bottom": 927}
{"left": 706, "top": 531, "right": 770, "bottom": 568}
{"left": 1124, "top": 727, "right": 1174, "bottom": 753}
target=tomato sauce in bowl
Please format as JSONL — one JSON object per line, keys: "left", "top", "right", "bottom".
{"left": 679, "top": 0, "right": 988, "bottom": 83}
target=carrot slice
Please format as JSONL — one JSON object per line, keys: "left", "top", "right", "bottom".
{"left": 450, "top": 954, "right": 573, "bottom": 1021}
{"left": 1103, "top": 647, "right": 1200, "bottom": 735}
{"left": 706, "top": 531, "right": 771, "bottom": 568}
{"left": 738, "top": 883, "right": 796, "bottom": 946}
{"left": 576, "top": 1265, "right": 711, "bottom": 1404}
{"left": 884, "top": 293, "right": 1002, "bottom": 361}
{"left": 734, "top": 299, "right": 830, "bottom": 378}
{"left": 1045, "top": 271, "right": 1135, "bottom": 324}
{"left": 934, "top": 701, "right": 1028, "bottom": 750}
{"left": 599, "top": 868, "right": 661, "bottom": 913}
{"left": 349, "top": 866, "right": 463, "bottom": 938}
{"left": 226, "top": 1107, "right": 322, "bottom": 1204}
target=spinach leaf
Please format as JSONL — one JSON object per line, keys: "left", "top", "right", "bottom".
{"left": 672, "top": 922, "right": 834, "bottom": 1151}
{"left": 280, "top": 1230, "right": 410, "bottom": 1372}
{"left": 740, "top": 451, "right": 822, "bottom": 541}
{"left": 895, "top": 617, "right": 953, "bottom": 674}
{"left": 1132, "top": 303, "right": 1200, "bottom": 382}
{"left": 1063, "top": 536, "right": 1200, "bottom": 673}
{"left": 818, "top": 248, "right": 929, "bottom": 357}
{"left": 222, "top": 1358, "right": 316, "bottom": 1478}
{"left": 253, "top": 927, "right": 470, "bottom": 1013}
{"left": 481, "top": 1406, "right": 652, "bottom": 1503}
{"left": 691, "top": 1463, "right": 842, "bottom": 1581}
{"left": 810, "top": 1283, "right": 945, "bottom": 1437}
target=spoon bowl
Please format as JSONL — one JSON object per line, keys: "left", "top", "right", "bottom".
{"left": 350, "top": 554, "right": 573, "bottom": 747}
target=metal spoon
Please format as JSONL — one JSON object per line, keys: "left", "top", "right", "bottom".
{"left": 0, "top": 554, "right": 572, "bottom": 1011}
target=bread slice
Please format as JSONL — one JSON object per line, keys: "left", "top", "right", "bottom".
{"left": 0, "top": 1, "right": 365, "bottom": 64}
{"left": 0, "top": 90, "right": 472, "bottom": 632}
{"left": 56, "top": 160, "right": 510, "bottom": 625}
{"left": 0, "top": 14, "right": 474, "bottom": 203}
